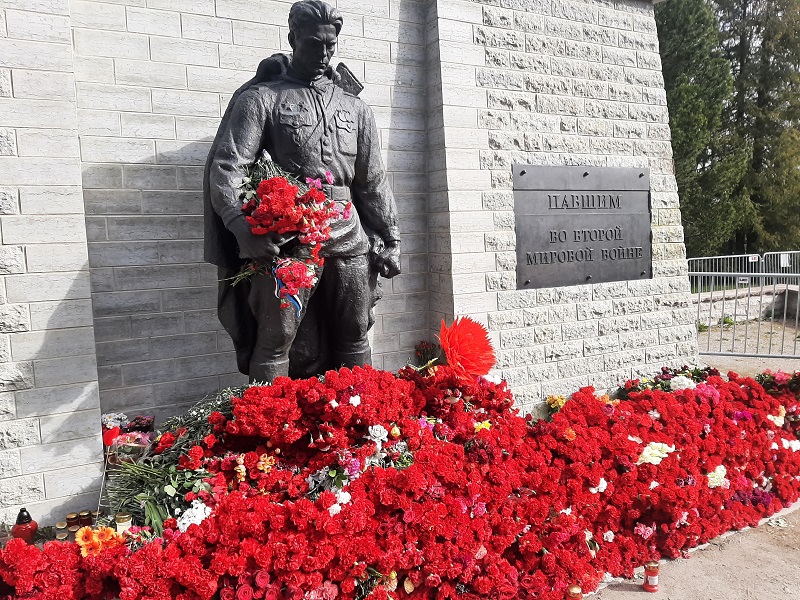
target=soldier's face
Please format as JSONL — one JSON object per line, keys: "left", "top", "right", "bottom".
{"left": 290, "top": 23, "right": 338, "bottom": 80}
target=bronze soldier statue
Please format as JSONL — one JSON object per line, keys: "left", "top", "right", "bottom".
{"left": 204, "top": 0, "right": 401, "bottom": 383}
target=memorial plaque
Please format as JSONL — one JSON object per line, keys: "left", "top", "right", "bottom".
{"left": 514, "top": 165, "right": 652, "bottom": 289}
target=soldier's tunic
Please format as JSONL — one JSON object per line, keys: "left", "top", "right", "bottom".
{"left": 205, "top": 55, "right": 399, "bottom": 381}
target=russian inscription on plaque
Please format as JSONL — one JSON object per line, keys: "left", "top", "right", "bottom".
{"left": 513, "top": 165, "right": 652, "bottom": 289}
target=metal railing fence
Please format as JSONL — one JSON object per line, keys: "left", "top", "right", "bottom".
{"left": 690, "top": 270, "right": 800, "bottom": 358}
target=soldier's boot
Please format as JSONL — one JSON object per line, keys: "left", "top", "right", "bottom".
{"left": 249, "top": 358, "right": 290, "bottom": 384}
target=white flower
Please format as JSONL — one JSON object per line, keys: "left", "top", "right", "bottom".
{"left": 603, "top": 531, "right": 615, "bottom": 543}
{"left": 329, "top": 399, "right": 339, "bottom": 409}
{"left": 589, "top": 478, "right": 608, "bottom": 494}
{"left": 367, "top": 424, "right": 388, "bottom": 444}
{"left": 649, "top": 481, "right": 659, "bottom": 490}
{"left": 335, "top": 490, "right": 352, "bottom": 505}
{"left": 481, "top": 373, "right": 502, "bottom": 384}
{"left": 628, "top": 435, "right": 643, "bottom": 444}
{"left": 782, "top": 438, "right": 800, "bottom": 452}
{"left": 767, "top": 413, "right": 786, "bottom": 427}
{"left": 560, "top": 507, "right": 572, "bottom": 515}
{"left": 648, "top": 409, "right": 661, "bottom": 420}
{"left": 328, "top": 503, "right": 342, "bottom": 516}
{"left": 349, "top": 395, "right": 361, "bottom": 407}
{"left": 670, "top": 375, "right": 696, "bottom": 391}
{"left": 176, "top": 499, "right": 212, "bottom": 532}
{"left": 707, "top": 465, "right": 729, "bottom": 489}
{"left": 637, "top": 442, "right": 676, "bottom": 465}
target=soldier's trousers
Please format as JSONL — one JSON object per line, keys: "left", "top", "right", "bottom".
{"left": 218, "top": 254, "right": 372, "bottom": 383}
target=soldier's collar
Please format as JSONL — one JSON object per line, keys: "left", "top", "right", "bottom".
{"left": 284, "top": 65, "right": 335, "bottom": 90}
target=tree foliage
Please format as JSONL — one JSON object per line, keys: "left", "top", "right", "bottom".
{"left": 657, "top": 0, "right": 800, "bottom": 255}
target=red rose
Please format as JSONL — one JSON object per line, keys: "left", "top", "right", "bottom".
{"left": 237, "top": 584, "right": 254, "bottom": 600}
{"left": 254, "top": 570, "right": 270, "bottom": 589}
{"left": 220, "top": 588, "right": 235, "bottom": 600}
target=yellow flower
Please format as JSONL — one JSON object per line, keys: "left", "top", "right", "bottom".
{"left": 474, "top": 420, "right": 491, "bottom": 433}
{"left": 390, "top": 426, "right": 401, "bottom": 439}
{"left": 546, "top": 395, "right": 568, "bottom": 410}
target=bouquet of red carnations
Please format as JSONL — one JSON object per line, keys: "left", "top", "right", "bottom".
{"left": 231, "top": 157, "right": 349, "bottom": 315}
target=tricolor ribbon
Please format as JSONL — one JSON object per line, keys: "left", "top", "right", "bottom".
{"left": 272, "top": 265, "right": 303, "bottom": 317}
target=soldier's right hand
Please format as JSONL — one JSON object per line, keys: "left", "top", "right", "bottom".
{"left": 228, "top": 215, "right": 286, "bottom": 261}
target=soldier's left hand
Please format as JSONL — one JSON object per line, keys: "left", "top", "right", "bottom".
{"left": 378, "top": 243, "right": 401, "bottom": 278}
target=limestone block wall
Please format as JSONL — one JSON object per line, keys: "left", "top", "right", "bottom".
{"left": 72, "top": 0, "right": 431, "bottom": 420}
{"left": 0, "top": 0, "right": 104, "bottom": 524}
{"left": 429, "top": 0, "right": 698, "bottom": 413}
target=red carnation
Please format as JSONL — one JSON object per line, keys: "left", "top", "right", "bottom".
{"left": 438, "top": 317, "right": 496, "bottom": 384}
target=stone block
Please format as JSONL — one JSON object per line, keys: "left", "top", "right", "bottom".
{"left": 0, "top": 246, "right": 23, "bottom": 275}
{"left": 42, "top": 461, "right": 104, "bottom": 500}
{"left": 0, "top": 188, "right": 18, "bottom": 215}
{"left": 0, "top": 70, "right": 11, "bottom": 97}
{"left": 33, "top": 354, "right": 98, "bottom": 387}
{"left": 558, "top": 355, "right": 605, "bottom": 379}
{"left": 619, "top": 329, "right": 658, "bottom": 350}
{"left": 73, "top": 29, "right": 149, "bottom": 60}
{"left": 0, "top": 305, "right": 30, "bottom": 334}
{"left": 545, "top": 339, "right": 583, "bottom": 362}
{"left": 562, "top": 320, "right": 598, "bottom": 340}
{"left": 39, "top": 409, "right": 101, "bottom": 444}
{"left": 26, "top": 243, "right": 89, "bottom": 273}
{"left": 15, "top": 382, "right": 99, "bottom": 419}
{"left": 0, "top": 473, "right": 45, "bottom": 506}
{"left": 11, "top": 327, "right": 96, "bottom": 361}
{"left": 0, "top": 38, "right": 73, "bottom": 71}
{"left": 20, "top": 437, "right": 102, "bottom": 474}
{"left": 0, "top": 393, "right": 14, "bottom": 421}
{"left": 604, "top": 349, "right": 645, "bottom": 371}
{"left": 583, "top": 334, "right": 619, "bottom": 356}
{"left": 6, "top": 272, "right": 91, "bottom": 303}
{"left": 29, "top": 300, "right": 94, "bottom": 331}
{"left": 0, "top": 449, "right": 21, "bottom": 478}
{"left": 542, "top": 375, "right": 588, "bottom": 398}
{"left": 659, "top": 325, "right": 696, "bottom": 345}
{"left": 613, "top": 297, "right": 655, "bottom": 315}
{"left": 0, "top": 418, "right": 39, "bottom": 450}
{"left": 150, "top": 36, "right": 219, "bottom": 67}
{"left": 0, "top": 128, "right": 16, "bottom": 156}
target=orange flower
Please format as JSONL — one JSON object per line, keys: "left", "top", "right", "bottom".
{"left": 95, "top": 526, "right": 115, "bottom": 543}
{"left": 103, "top": 533, "right": 125, "bottom": 548}
{"left": 80, "top": 539, "right": 102, "bottom": 557}
{"left": 438, "top": 317, "right": 496, "bottom": 384}
{"left": 75, "top": 526, "right": 96, "bottom": 547}
{"left": 564, "top": 428, "right": 577, "bottom": 441}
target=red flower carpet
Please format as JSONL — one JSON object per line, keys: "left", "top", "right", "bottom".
{"left": 1, "top": 365, "right": 799, "bottom": 600}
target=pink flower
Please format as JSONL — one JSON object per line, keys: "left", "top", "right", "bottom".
{"left": 325, "top": 170, "right": 334, "bottom": 185}
{"left": 306, "top": 177, "right": 322, "bottom": 190}
{"left": 774, "top": 371, "right": 790, "bottom": 384}
{"left": 634, "top": 522, "right": 654, "bottom": 540}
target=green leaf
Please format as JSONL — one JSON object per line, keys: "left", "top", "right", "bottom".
{"left": 164, "top": 484, "right": 177, "bottom": 497}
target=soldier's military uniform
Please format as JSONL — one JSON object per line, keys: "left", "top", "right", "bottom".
{"left": 205, "top": 54, "right": 399, "bottom": 382}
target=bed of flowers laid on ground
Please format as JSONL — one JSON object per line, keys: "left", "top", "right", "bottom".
{"left": 1, "top": 320, "right": 799, "bottom": 600}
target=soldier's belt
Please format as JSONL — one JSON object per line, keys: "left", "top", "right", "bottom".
{"left": 321, "top": 185, "right": 351, "bottom": 202}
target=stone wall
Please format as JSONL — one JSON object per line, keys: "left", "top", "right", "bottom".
{"left": 0, "top": 0, "right": 699, "bottom": 523}
{"left": 73, "top": 0, "right": 431, "bottom": 421}
{"left": 0, "top": 0, "right": 104, "bottom": 525}
{"left": 428, "top": 0, "right": 698, "bottom": 414}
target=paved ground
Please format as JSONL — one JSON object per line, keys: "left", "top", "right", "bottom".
{"left": 596, "top": 354, "right": 800, "bottom": 599}
{"left": 699, "top": 354, "right": 800, "bottom": 377}
{"left": 594, "top": 505, "right": 800, "bottom": 599}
